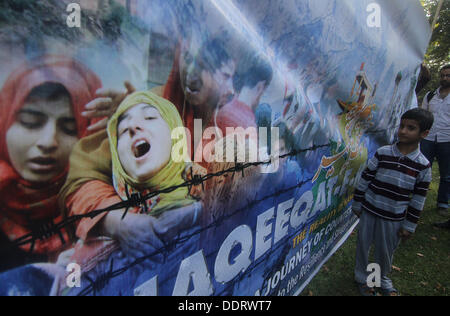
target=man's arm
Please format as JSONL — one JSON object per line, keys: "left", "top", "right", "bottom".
{"left": 420, "top": 91, "right": 432, "bottom": 110}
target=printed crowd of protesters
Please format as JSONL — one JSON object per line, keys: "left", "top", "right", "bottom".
{"left": 0, "top": 28, "right": 284, "bottom": 296}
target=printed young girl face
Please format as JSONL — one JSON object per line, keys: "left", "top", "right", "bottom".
{"left": 117, "top": 103, "right": 172, "bottom": 182}
{"left": 6, "top": 95, "right": 78, "bottom": 183}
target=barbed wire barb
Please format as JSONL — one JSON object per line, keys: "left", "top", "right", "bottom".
{"left": 7, "top": 143, "right": 331, "bottom": 255}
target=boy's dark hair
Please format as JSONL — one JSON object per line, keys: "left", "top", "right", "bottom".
{"left": 26, "top": 82, "right": 71, "bottom": 103}
{"left": 401, "top": 108, "right": 434, "bottom": 132}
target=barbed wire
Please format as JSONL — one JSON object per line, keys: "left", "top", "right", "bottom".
{"left": 76, "top": 173, "right": 318, "bottom": 296}
{"left": 1, "top": 138, "right": 363, "bottom": 296}
{"left": 74, "top": 143, "right": 341, "bottom": 296}
{"left": 6, "top": 142, "right": 331, "bottom": 255}
{"left": 2, "top": 142, "right": 338, "bottom": 295}
{"left": 77, "top": 165, "right": 355, "bottom": 296}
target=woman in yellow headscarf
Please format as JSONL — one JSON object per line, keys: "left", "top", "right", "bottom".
{"left": 63, "top": 91, "right": 201, "bottom": 269}
{"left": 108, "top": 90, "right": 193, "bottom": 215}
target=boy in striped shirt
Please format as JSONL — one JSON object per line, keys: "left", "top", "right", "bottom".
{"left": 353, "top": 108, "right": 434, "bottom": 296}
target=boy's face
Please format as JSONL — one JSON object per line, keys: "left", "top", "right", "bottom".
{"left": 117, "top": 103, "right": 172, "bottom": 182}
{"left": 6, "top": 96, "right": 78, "bottom": 183}
{"left": 397, "top": 119, "right": 428, "bottom": 145}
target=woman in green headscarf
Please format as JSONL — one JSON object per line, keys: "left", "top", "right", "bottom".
{"left": 64, "top": 91, "right": 201, "bottom": 266}
{"left": 108, "top": 90, "right": 193, "bottom": 214}
{"left": 102, "top": 91, "right": 200, "bottom": 257}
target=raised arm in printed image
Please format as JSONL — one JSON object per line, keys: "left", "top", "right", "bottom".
{"left": 56, "top": 91, "right": 203, "bottom": 296}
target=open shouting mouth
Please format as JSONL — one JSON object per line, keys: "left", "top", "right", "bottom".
{"left": 28, "top": 156, "right": 58, "bottom": 173}
{"left": 185, "top": 80, "right": 201, "bottom": 95}
{"left": 132, "top": 139, "right": 151, "bottom": 159}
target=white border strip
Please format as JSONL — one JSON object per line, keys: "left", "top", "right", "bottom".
{"left": 293, "top": 217, "right": 360, "bottom": 296}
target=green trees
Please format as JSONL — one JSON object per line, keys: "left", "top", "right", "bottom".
{"left": 419, "top": 0, "right": 450, "bottom": 102}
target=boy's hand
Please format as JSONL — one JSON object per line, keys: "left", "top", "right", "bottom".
{"left": 397, "top": 228, "right": 412, "bottom": 242}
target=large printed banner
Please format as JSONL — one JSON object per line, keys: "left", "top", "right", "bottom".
{"left": 0, "top": 0, "right": 430, "bottom": 296}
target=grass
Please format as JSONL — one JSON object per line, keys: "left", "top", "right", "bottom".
{"left": 301, "top": 163, "right": 450, "bottom": 296}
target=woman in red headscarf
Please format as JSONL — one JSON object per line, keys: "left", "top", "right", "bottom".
{"left": 0, "top": 55, "right": 102, "bottom": 272}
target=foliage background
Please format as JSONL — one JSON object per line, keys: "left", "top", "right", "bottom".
{"left": 418, "top": 0, "right": 450, "bottom": 103}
